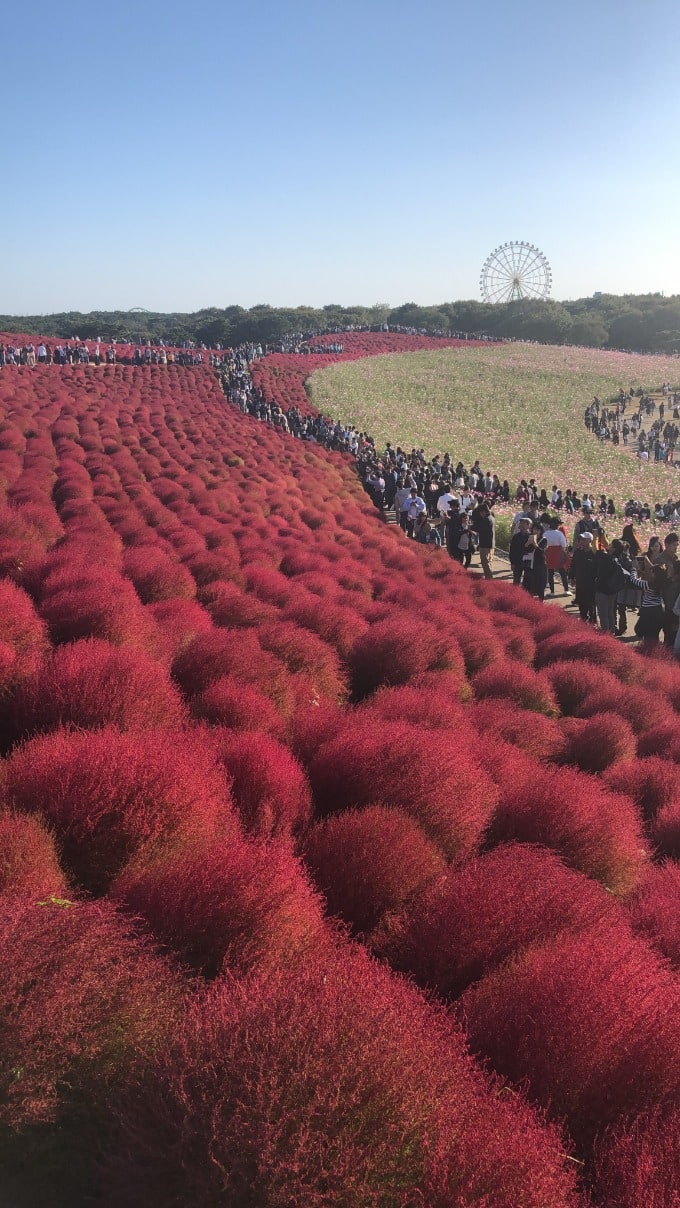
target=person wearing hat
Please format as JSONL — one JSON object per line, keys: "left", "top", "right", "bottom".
{"left": 569, "top": 533, "right": 597, "bottom": 623}
{"left": 574, "top": 504, "right": 603, "bottom": 546}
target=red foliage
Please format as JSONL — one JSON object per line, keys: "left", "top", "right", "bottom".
{"left": 4, "top": 727, "right": 237, "bottom": 893}
{"left": 576, "top": 682, "right": 671, "bottom": 736}
{"left": 489, "top": 610, "right": 537, "bottom": 663}
{"left": 8, "top": 638, "right": 185, "bottom": 744}
{"left": 348, "top": 615, "right": 467, "bottom": 700}
{"left": 283, "top": 594, "right": 369, "bottom": 659}
{"left": 213, "top": 729, "right": 312, "bottom": 838}
{"left": 0, "top": 895, "right": 181, "bottom": 1131}
{"left": 559, "top": 713, "right": 638, "bottom": 773}
{"left": 0, "top": 577, "right": 48, "bottom": 663}
{"left": 473, "top": 658, "right": 559, "bottom": 716}
{"left": 0, "top": 811, "right": 66, "bottom": 897}
{"left": 257, "top": 619, "right": 349, "bottom": 702}
{"left": 460, "top": 921, "right": 680, "bottom": 1146}
{"left": 309, "top": 719, "right": 498, "bottom": 861}
{"left": 604, "top": 756, "right": 680, "bottom": 820}
{"left": 301, "top": 806, "right": 446, "bottom": 934}
{"left": 122, "top": 546, "right": 196, "bottom": 603}
{"left": 470, "top": 699, "right": 566, "bottom": 761}
{"left": 170, "top": 627, "right": 288, "bottom": 709}
{"left": 535, "top": 630, "right": 638, "bottom": 682}
{"left": 356, "top": 679, "right": 472, "bottom": 731}
{"left": 488, "top": 761, "right": 649, "bottom": 892}
{"left": 626, "top": 861, "right": 680, "bottom": 969}
{"left": 99, "top": 945, "right": 582, "bottom": 1207}
{"left": 651, "top": 802, "right": 680, "bottom": 859}
{"left": 638, "top": 723, "right": 680, "bottom": 763}
{"left": 190, "top": 675, "right": 285, "bottom": 738}
{"left": 545, "top": 658, "right": 623, "bottom": 715}
{"left": 146, "top": 597, "right": 213, "bottom": 658}
{"left": 198, "top": 579, "right": 279, "bottom": 628}
{"left": 378, "top": 843, "right": 620, "bottom": 1000}
{"left": 591, "top": 1107, "right": 680, "bottom": 1207}
{"left": 111, "top": 835, "right": 326, "bottom": 978}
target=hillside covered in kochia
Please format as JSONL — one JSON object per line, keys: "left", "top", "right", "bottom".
{"left": 2, "top": 344, "right": 680, "bottom": 1204}
{"left": 3, "top": 290, "right": 680, "bottom": 352}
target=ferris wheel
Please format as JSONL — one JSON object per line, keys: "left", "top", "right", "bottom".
{"left": 480, "top": 242, "right": 552, "bottom": 304}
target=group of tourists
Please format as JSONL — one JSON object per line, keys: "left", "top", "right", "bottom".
{"left": 584, "top": 388, "right": 680, "bottom": 463}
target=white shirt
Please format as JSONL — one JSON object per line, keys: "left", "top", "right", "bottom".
{"left": 543, "top": 530, "right": 567, "bottom": 549}
{"left": 406, "top": 496, "right": 426, "bottom": 519}
{"left": 437, "top": 491, "right": 456, "bottom": 517}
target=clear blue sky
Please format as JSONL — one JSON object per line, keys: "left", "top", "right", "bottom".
{"left": 4, "top": 0, "right": 679, "bottom": 313}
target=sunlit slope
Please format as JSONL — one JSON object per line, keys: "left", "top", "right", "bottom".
{"left": 308, "top": 343, "right": 680, "bottom": 499}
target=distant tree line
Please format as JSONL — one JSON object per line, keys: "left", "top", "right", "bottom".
{"left": 2, "top": 294, "right": 680, "bottom": 354}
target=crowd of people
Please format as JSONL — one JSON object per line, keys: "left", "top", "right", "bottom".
{"left": 584, "top": 387, "right": 680, "bottom": 463}
{"left": 218, "top": 353, "right": 680, "bottom": 650}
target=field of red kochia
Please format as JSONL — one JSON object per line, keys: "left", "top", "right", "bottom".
{"left": 1, "top": 341, "right": 680, "bottom": 1205}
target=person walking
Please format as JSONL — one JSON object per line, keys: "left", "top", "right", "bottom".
{"left": 472, "top": 502, "right": 495, "bottom": 580}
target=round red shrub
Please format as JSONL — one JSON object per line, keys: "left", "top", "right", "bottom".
{"left": 0, "top": 895, "right": 181, "bottom": 1132}
{"left": 604, "top": 756, "right": 680, "bottom": 820}
{"left": 301, "top": 806, "right": 446, "bottom": 934}
{"left": 591, "top": 1107, "right": 680, "bottom": 1208}
{"left": 0, "top": 811, "right": 66, "bottom": 898}
{"left": 357, "top": 680, "right": 472, "bottom": 732}
{"left": 111, "top": 835, "right": 326, "bottom": 978}
{"left": 488, "top": 761, "right": 649, "bottom": 893}
{"left": 9, "top": 638, "right": 186, "bottom": 744}
{"left": 626, "top": 861, "right": 680, "bottom": 969}
{"left": 379, "top": 843, "right": 621, "bottom": 1000}
{"left": 99, "top": 945, "right": 582, "bottom": 1207}
{"left": 651, "top": 803, "right": 680, "bottom": 859}
{"left": 147, "top": 597, "right": 213, "bottom": 658}
{"left": 122, "top": 547, "right": 196, "bottom": 603}
{"left": 283, "top": 595, "right": 369, "bottom": 660}
{"left": 559, "top": 712, "right": 638, "bottom": 773}
{"left": 0, "top": 578, "right": 48, "bottom": 662}
{"left": 198, "top": 580, "right": 279, "bottom": 629}
{"left": 490, "top": 610, "right": 537, "bottom": 663}
{"left": 638, "top": 723, "right": 680, "bottom": 763}
{"left": 545, "top": 659, "right": 623, "bottom": 716}
{"left": 4, "top": 727, "right": 237, "bottom": 893}
{"left": 576, "top": 682, "right": 670, "bottom": 736}
{"left": 348, "top": 615, "right": 466, "bottom": 700}
{"left": 309, "top": 719, "right": 498, "bottom": 861}
{"left": 190, "top": 676, "right": 285, "bottom": 738}
{"left": 213, "top": 729, "right": 312, "bottom": 838}
{"left": 535, "top": 631, "right": 638, "bottom": 682}
{"left": 258, "top": 620, "right": 348, "bottom": 703}
{"left": 170, "top": 628, "right": 289, "bottom": 712}
{"left": 473, "top": 659, "right": 559, "bottom": 716}
{"left": 460, "top": 921, "right": 680, "bottom": 1146}
{"left": 470, "top": 699, "right": 566, "bottom": 762}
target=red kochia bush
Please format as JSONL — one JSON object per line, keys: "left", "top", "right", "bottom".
{"left": 0, "top": 811, "right": 66, "bottom": 897}
{"left": 213, "top": 730, "right": 312, "bottom": 839}
{"left": 99, "top": 946, "right": 582, "bottom": 1208}
{"left": 122, "top": 546, "right": 196, "bottom": 603}
{"left": 0, "top": 895, "right": 181, "bottom": 1131}
{"left": 591, "top": 1107, "right": 680, "bottom": 1207}
{"left": 301, "top": 806, "right": 446, "bottom": 934}
{"left": 8, "top": 638, "right": 186, "bottom": 744}
{"left": 170, "top": 628, "right": 289, "bottom": 708}
{"left": 379, "top": 844, "right": 620, "bottom": 1001}
{"left": 309, "top": 720, "right": 498, "bottom": 861}
{"left": 258, "top": 620, "right": 349, "bottom": 703}
{"left": 111, "top": 835, "right": 326, "bottom": 978}
{"left": 460, "top": 922, "right": 680, "bottom": 1147}
{"left": 0, "top": 578, "right": 48, "bottom": 663}
{"left": 576, "top": 681, "right": 670, "bottom": 736}
{"left": 348, "top": 615, "right": 466, "bottom": 700}
{"left": 356, "top": 679, "right": 472, "bottom": 732}
{"left": 488, "top": 761, "right": 648, "bottom": 893}
{"left": 559, "top": 712, "right": 638, "bottom": 773}
{"left": 545, "top": 658, "right": 624, "bottom": 715}
{"left": 470, "top": 699, "right": 566, "bottom": 762}
{"left": 626, "top": 862, "right": 680, "bottom": 969}
{"left": 473, "top": 659, "right": 559, "bottom": 716}
{"left": 4, "top": 727, "right": 237, "bottom": 893}
{"left": 535, "top": 631, "right": 638, "bottom": 682}
{"left": 190, "top": 676, "right": 285, "bottom": 738}
{"left": 638, "top": 722, "right": 680, "bottom": 763}
{"left": 198, "top": 580, "right": 279, "bottom": 629}
{"left": 604, "top": 756, "right": 680, "bottom": 820}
